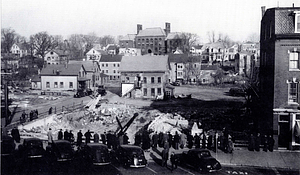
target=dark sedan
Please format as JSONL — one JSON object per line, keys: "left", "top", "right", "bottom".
{"left": 1, "top": 136, "right": 16, "bottom": 173}
{"left": 18, "top": 138, "right": 45, "bottom": 159}
{"left": 77, "top": 143, "right": 111, "bottom": 166}
{"left": 46, "top": 140, "right": 74, "bottom": 162}
{"left": 112, "top": 145, "right": 147, "bottom": 168}
{"left": 180, "top": 149, "right": 221, "bottom": 172}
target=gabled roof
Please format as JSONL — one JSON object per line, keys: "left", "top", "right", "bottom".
{"left": 166, "top": 32, "right": 184, "bottom": 40}
{"left": 119, "top": 55, "right": 169, "bottom": 72}
{"left": 137, "top": 28, "right": 166, "bottom": 37}
{"left": 192, "top": 45, "right": 203, "bottom": 49}
{"left": 203, "top": 42, "right": 227, "bottom": 49}
{"left": 106, "top": 44, "right": 119, "bottom": 50}
{"left": 120, "top": 34, "right": 136, "bottom": 41}
{"left": 187, "top": 56, "right": 202, "bottom": 62}
{"left": 14, "top": 43, "right": 27, "bottom": 50}
{"left": 200, "top": 65, "right": 218, "bottom": 70}
{"left": 40, "top": 64, "right": 83, "bottom": 76}
{"left": 95, "top": 49, "right": 107, "bottom": 54}
{"left": 168, "top": 54, "right": 189, "bottom": 63}
{"left": 31, "top": 75, "right": 41, "bottom": 82}
{"left": 47, "top": 49, "right": 68, "bottom": 56}
{"left": 100, "top": 55, "right": 122, "bottom": 62}
{"left": 68, "top": 60, "right": 100, "bottom": 72}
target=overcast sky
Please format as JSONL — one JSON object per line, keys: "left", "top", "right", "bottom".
{"left": 1, "top": 0, "right": 299, "bottom": 43}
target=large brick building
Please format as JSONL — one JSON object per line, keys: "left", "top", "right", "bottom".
{"left": 260, "top": 6, "right": 300, "bottom": 150}
{"left": 135, "top": 23, "right": 170, "bottom": 55}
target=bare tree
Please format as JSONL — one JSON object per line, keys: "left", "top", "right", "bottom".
{"left": 30, "top": 32, "right": 58, "bottom": 59}
{"left": 99, "top": 35, "right": 116, "bottom": 47}
{"left": 247, "top": 33, "right": 259, "bottom": 42}
{"left": 66, "top": 34, "right": 86, "bottom": 60}
{"left": 169, "top": 32, "right": 199, "bottom": 53}
{"left": 207, "top": 31, "right": 216, "bottom": 43}
{"left": 1, "top": 28, "right": 17, "bottom": 53}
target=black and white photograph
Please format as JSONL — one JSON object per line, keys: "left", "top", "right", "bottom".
{"left": 1, "top": 0, "right": 300, "bottom": 174}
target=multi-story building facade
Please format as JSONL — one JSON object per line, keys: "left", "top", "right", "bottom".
{"left": 69, "top": 60, "right": 102, "bottom": 88}
{"left": 99, "top": 55, "right": 122, "bottom": 82}
{"left": 119, "top": 55, "right": 173, "bottom": 99}
{"left": 44, "top": 50, "right": 68, "bottom": 65}
{"left": 86, "top": 48, "right": 107, "bottom": 61}
{"left": 40, "top": 64, "right": 88, "bottom": 91}
{"left": 169, "top": 54, "right": 189, "bottom": 83}
{"left": 135, "top": 23, "right": 170, "bottom": 55}
{"left": 260, "top": 6, "right": 300, "bottom": 150}
{"left": 10, "top": 43, "right": 28, "bottom": 57}
{"left": 119, "top": 34, "right": 136, "bottom": 48}
{"left": 201, "top": 42, "right": 230, "bottom": 64}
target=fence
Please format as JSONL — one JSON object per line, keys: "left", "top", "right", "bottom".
{"left": 7, "top": 100, "right": 85, "bottom": 130}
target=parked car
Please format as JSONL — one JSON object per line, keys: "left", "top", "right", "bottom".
{"left": 18, "top": 138, "right": 45, "bottom": 159}
{"left": 76, "top": 143, "right": 110, "bottom": 166}
{"left": 46, "top": 140, "right": 74, "bottom": 162}
{"left": 179, "top": 149, "right": 221, "bottom": 172}
{"left": 1, "top": 136, "right": 16, "bottom": 172}
{"left": 171, "top": 81, "right": 180, "bottom": 86}
{"left": 74, "top": 89, "right": 86, "bottom": 98}
{"left": 112, "top": 145, "right": 147, "bottom": 168}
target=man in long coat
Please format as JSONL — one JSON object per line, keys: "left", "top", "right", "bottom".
{"left": 77, "top": 130, "right": 83, "bottom": 146}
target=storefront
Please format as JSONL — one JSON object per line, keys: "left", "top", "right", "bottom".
{"left": 274, "top": 107, "right": 300, "bottom": 150}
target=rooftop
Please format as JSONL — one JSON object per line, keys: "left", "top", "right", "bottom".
{"left": 137, "top": 28, "right": 166, "bottom": 37}
{"left": 119, "top": 55, "right": 169, "bottom": 72}
{"left": 100, "top": 55, "right": 122, "bottom": 62}
{"left": 40, "top": 64, "right": 83, "bottom": 76}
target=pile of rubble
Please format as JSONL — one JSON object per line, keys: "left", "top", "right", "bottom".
{"left": 17, "top": 96, "right": 190, "bottom": 143}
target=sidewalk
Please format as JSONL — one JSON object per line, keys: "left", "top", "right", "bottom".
{"left": 144, "top": 146, "right": 300, "bottom": 170}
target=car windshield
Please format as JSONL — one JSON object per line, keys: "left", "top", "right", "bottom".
{"left": 197, "top": 151, "right": 211, "bottom": 158}
{"left": 27, "top": 140, "right": 43, "bottom": 147}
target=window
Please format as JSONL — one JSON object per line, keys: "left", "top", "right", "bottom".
{"left": 178, "top": 72, "right": 183, "bottom": 76}
{"left": 102, "top": 64, "right": 104, "bottom": 67}
{"left": 151, "top": 88, "right": 155, "bottom": 96}
{"left": 106, "top": 64, "right": 108, "bottom": 67}
{"left": 60, "top": 82, "right": 64, "bottom": 88}
{"left": 295, "top": 12, "right": 300, "bottom": 33}
{"left": 46, "top": 82, "right": 50, "bottom": 88}
{"left": 113, "top": 70, "right": 116, "bottom": 73}
{"left": 102, "top": 70, "right": 104, "bottom": 73}
{"left": 157, "top": 88, "right": 161, "bottom": 95}
{"left": 106, "top": 70, "right": 108, "bottom": 73}
{"left": 151, "top": 77, "right": 155, "bottom": 84}
{"left": 288, "top": 81, "right": 299, "bottom": 103}
{"left": 158, "top": 77, "right": 161, "bottom": 83}
{"left": 143, "top": 77, "right": 147, "bottom": 84}
{"left": 113, "top": 64, "right": 116, "bottom": 67}
{"left": 289, "top": 49, "right": 299, "bottom": 70}
{"left": 69, "top": 82, "right": 73, "bottom": 88}
{"left": 54, "top": 82, "right": 58, "bottom": 88}
{"left": 143, "top": 88, "right": 147, "bottom": 96}
{"left": 117, "top": 64, "right": 120, "bottom": 67}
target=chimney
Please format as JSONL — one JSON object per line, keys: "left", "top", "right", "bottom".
{"left": 137, "top": 24, "right": 142, "bottom": 34}
{"left": 261, "top": 6, "right": 266, "bottom": 17}
{"left": 165, "top": 22, "right": 171, "bottom": 35}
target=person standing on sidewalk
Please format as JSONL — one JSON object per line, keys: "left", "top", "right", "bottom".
{"left": 227, "top": 135, "right": 233, "bottom": 153}
{"left": 255, "top": 133, "right": 261, "bottom": 151}
{"left": 180, "top": 132, "right": 187, "bottom": 149}
{"left": 263, "top": 134, "right": 268, "bottom": 152}
{"left": 152, "top": 132, "right": 158, "bottom": 148}
{"left": 174, "top": 132, "right": 180, "bottom": 150}
{"left": 162, "top": 140, "right": 169, "bottom": 167}
{"left": 85, "top": 130, "right": 92, "bottom": 144}
{"left": 170, "top": 152, "right": 179, "bottom": 172}
{"left": 248, "top": 133, "right": 255, "bottom": 151}
{"left": 58, "top": 129, "right": 63, "bottom": 140}
{"left": 77, "top": 130, "right": 83, "bottom": 146}
{"left": 194, "top": 133, "right": 200, "bottom": 148}
{"left": 268, "top": 135, "right": 275, "bottom": 152}
{"left": 47, "top": 128, "right": 53, "bottom": 145}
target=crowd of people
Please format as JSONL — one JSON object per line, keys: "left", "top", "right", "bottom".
{"left": 248, "top": 133, "right": 275, "bottom": 152}
{"left": 20, "top": 109, "right": 39, "bottom": 123}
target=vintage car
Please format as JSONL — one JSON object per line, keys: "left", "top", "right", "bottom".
{"left": 1, "top": 136, "right": 16, "bottom": 172}
{"left": 180, "top": 149, "right": 221, "bottom": 172}
{"left": 18, "top": 138, "right": 45, "bottom": 159}
{"left": 112, "top": 145, "right": 147, "bottom": 168}
{"left": 46, "top": 140, "right": 74, "bottom": 162}
{"left": 76, "top": 143, "right": 110, "bottom": 166}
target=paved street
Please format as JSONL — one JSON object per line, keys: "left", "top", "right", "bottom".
{"left": 4, "top": 158, "right": 299, "bottom": 175}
